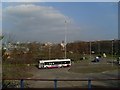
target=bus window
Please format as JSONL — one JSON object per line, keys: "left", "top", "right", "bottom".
{"left": 62, "top": 61, "right": 70, "bottom": 64}
{"left": 54, "top": 62, "right": 61, "bottom": 65}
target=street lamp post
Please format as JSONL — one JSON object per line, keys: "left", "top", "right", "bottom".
{"left": 47, "top": 42, "right": 52, "bottom": 60}
{"left": 112, "top": 40, "right": 114, "bottom": 66}
{"left": 49, "top": 46, "right": 51, "bottom": 60}
{"left": 90, "top": 41, "right": 91, "bottom": 60}
{"left": 64, "top": 20, "right": 67, "bottom": 59}
{"left": 97, "top": 40, "right": 100, "bottom": 55}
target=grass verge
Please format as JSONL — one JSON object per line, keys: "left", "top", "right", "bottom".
{"left": 69, "top": 63, "right": 119, "bottom": 73}
{"left": 3, "top": 64, "right": 33, "bottom": 79}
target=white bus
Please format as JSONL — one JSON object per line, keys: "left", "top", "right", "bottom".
{"left": 38, "top": 59, "right": 71, "bottom": 69}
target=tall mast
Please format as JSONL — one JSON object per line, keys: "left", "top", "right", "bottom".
{"left": 64, "top": 20, "right": 67, "bottom": 59}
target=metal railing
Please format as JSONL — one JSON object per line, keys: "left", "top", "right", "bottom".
{"left": 2, "top": 78, "right": 120, "bottom": 89}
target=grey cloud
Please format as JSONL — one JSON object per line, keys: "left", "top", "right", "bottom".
{"left": 3, "top": 4, "right": 80, "bottom": 43}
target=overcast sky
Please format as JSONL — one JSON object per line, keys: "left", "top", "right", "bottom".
{"left": 2, "top": 2, "right": 118, "bottom": 43}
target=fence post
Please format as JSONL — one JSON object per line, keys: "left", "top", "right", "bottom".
{"left": 20, "top": 79, "right": 24, "bottom": 89}
{"left": 54, "top": 79, "right": 57, "bottom": 90}
{"left": 88, "top": 79, "right": 91, "bottom": 90}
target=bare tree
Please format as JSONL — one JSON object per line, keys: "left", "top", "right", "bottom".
{"left": 2, "top": 33, "right": 16, "bottom": 44}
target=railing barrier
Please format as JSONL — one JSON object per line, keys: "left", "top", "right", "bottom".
{"left": 88, "top": 79, "right": 91, "bottom": 90}
{"left": 54, "top": 79, "right": 57, "bottom": 90}
{"left": 2, "top": 78, "right": 120, "bottom": 89}
{"left": 20, "top": 79, "right": 24, "bottom": 89}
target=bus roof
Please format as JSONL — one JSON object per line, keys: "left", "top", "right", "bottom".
{"left": 39, "top": 59, "right": 71, "bottom": 63}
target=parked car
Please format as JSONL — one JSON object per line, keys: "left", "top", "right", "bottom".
{"left": 91, "top": 56, "right": 100, "bottom": 62}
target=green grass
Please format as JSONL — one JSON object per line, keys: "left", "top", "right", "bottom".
{"left": 69, "top": 63, "right": 119, "bottom": 73}
{"left": 69, "top": 54, "right": 119, "bottom": 74}
{"left": 3, "top": 64, "right": 33, "bottom": 79}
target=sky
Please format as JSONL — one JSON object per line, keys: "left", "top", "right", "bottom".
{"left": 2, "top": 1, "right": 118, "bottom": 43}
{"left": 118, "top": 2, "right": 120, "bottom": 40}
{"left": 1, "top": 0, "right": 120, "bottom": 2}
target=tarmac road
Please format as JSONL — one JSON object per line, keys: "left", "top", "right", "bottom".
{"left": 26, "top": 64, "right": 119, "bottom": 88}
